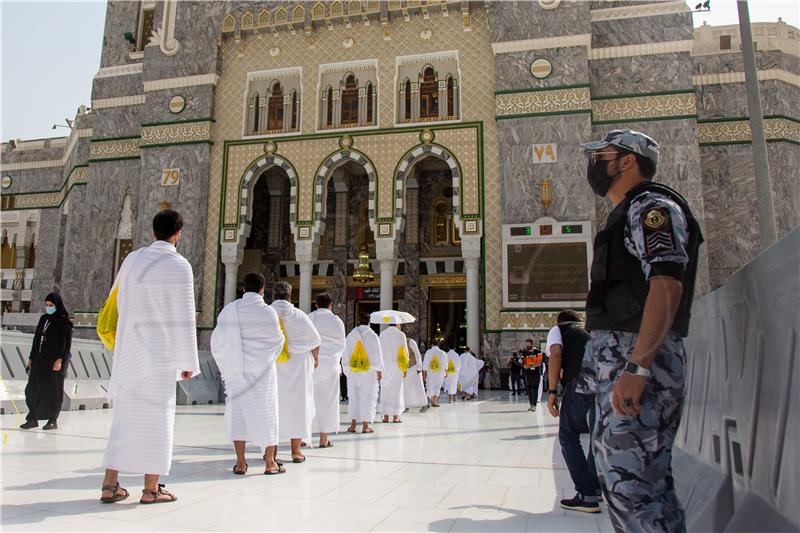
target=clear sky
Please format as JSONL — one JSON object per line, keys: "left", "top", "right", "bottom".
{"left": 1, "top": 0, "right": 798, "bottom": 143}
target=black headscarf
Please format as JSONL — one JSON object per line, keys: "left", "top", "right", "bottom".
{"left": 43, "top": 292, "right": 70, "bottom": 320}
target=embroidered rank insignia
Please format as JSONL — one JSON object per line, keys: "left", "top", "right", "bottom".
{"left": 644, "top": 208, "right": 667, "bottom": 230}
{"left": 642, "top": 207, "right": 674, "bottom": 255}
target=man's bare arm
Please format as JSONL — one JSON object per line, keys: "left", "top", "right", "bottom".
{"left": 631, "top": 277, "right": 683, "bottom": 368}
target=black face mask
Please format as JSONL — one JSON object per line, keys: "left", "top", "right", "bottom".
{"left": 586, "top": 156, "right": 622, "bottom": 197}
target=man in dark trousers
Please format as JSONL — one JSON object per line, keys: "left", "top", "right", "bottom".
{"left": 546, "top": 310, "right": 600, "bottom": 513}
{"left": 520, "top": 339, "right": 542, "bottom": 412}
{"left": 577, "top": 129, "right": 703, "bottom": 532}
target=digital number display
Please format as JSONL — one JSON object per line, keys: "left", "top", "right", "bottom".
{"left": 510, "top": 226, "right": 532, "bottom": 236}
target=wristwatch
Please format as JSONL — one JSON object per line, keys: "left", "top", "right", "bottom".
{"left": 624, "top": 360, "right": 651, "bottom": 377}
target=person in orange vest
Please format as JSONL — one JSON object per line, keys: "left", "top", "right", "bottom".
{"left": 521, "top": 339, "right": 543, "bottom": 412}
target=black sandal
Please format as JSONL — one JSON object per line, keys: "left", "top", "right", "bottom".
{"left": 233, "top": 463, "right": 248, "bottom": 475}
{"left": 319, "top": 441, "right": 334, "bottom": 448}
{"left": 292, "top": 455, "right": 306, "bottom": 463}
{"left": 100, "top": 482, "right": 129, "bottom": 504}
{"left": 264, "top": 464, "right": 286, "bottom": 475}
{"left": 139, "top": 484, "right": 177, "bottom": 504}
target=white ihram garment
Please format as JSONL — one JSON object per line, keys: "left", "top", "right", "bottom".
{"left": 403, "top": 339, "right": 428, "bottom": 408}
{"left": 211, "top": 292, "right": 284, "bottom": 447}
{"left": 444, "top": 349, "right": 461, "bottom": 395}
{"left": 343, "top": 326, "right": 384, "bottom": 422}
{"left": 102, "top": 241, "right": 200, "bottom": 475}
{"left": 309, "top": 308, "right": 346, "bottom": 434}
{"left": 379, "top": 326, "right": 407, "bottom": 417}
{"left": 422, "top": 347, "right": 448, "bottom": 399}
{"left": 459, "top": 351, "right": 483, "bottom": 395}
{"left": 270, "top": 300, "right": 321, "bottom": 442}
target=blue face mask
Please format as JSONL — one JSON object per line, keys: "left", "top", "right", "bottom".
{"left": 45, "top": 306, "right": 56, "bottom": 315}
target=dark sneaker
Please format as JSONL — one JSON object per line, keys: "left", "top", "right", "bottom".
{"left": 19, "top": 420, "right": 38, "bottom": 429}
{"left": 561, "top": 492, "right": 601, "bottom": 514}
{"left": 43, "top": 420, "right": 58, "bottom": 430}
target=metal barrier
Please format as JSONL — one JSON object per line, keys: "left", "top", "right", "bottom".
{"left": 1, "top": 332, "right": 223, "bottom": 413}
{"left": 676, "top": 227, "right": 799, "bottom": 531}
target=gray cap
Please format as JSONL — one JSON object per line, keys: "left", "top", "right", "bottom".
{"left": 580, "top": 129, "right": 659, "bottom": 167}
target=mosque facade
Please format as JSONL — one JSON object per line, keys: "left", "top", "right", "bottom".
{"left": 1, "top": 1, "right": 798, "bottom": 355}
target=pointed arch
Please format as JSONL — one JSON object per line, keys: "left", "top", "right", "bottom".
{"left": 222, "top": 14, "right": 236, "bottom": 33}
{"left": 420, "top": 65, "right": 438, "bottom": 119}
{"left": 312, "top": 149, "right": 377, "bottom": 237}
{"left": 241, "top": 11, "right": 254, "bottom": 30}
{"left": 341, "top": 73, "right": 359, "bottom": 125}
{"left": 291, "top": 5, "right": 305, "bottom": 23}
{"left": 267, "top": 81, "right": 284, "bottom": 131}
{"left": 312, "top": 1, "right": 326, "bottom": 20}
{"left": 274, "top": 7, "right": 288, "bottom": 24}
{"left": 291, "top": 90, "right": 299, "bottom": 130}
{"left": 257, "top": 9, "right": 271, "bottom": 27}
{"left": 330, "top": 0, "right": 344, "bottom": 17}
{"left": 325, "top": 85, "right": 334, "bottom": 128}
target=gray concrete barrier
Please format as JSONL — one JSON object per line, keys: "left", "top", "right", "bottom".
{"left": 676, "top": 228, "right": 799, "bottom": 532}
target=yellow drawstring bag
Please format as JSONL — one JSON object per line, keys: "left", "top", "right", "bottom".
{"left": 96, "top": 285, "right": 119, "bottom": 351}
{"left": 277, "top": 319, "right": 290, "bottom": 363}
{"left": 349, "top": 340, "right": 370, "bottom": 372}
{"left": 447, "top": 359, "right": 456, "bottom": 373}
{"left": 397, "top": 345, "right": 409, "bottom": 373}
{"left": 429, "top": 356, "right": 440, "bottom": 373}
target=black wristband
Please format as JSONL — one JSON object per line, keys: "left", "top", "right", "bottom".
{"left": 548, "top": 389, "right": 558, "bottom": 395}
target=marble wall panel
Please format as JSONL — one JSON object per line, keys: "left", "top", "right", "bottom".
{"left": 590, "top": 53, "right": 693, "bottom": 97}
{"left": 29, "top": 208, "right": 64, "bottom": 306}
{"left": 487, "top": 1, "right": 590, "bottom": 43}
{"left": 591, "top": 12, "right": 693, "bottom": 48}
{"left": 143, "top": 86, "right": 216, "bottom": 124}
{"left": 696, "top": 81, "right": 799, "bottom": 120}
{"left": 693, "top": 50, "right": 800, "bottom": 77}
{"left": 591, "top": 118, "right": 710, "bottom": 295}
{"left": 92, "top": 75, "right": 143, "bottom": 101}
{"left": 2, "top": 168, "right": 65, "bottom": 195}
{"left": 142, "top": 1, "right": 225, "bottom": 82}
{"left": 137, "top": 144, "right": 212, "bottom": 304}
{"left": 90, "top": 107, "right": 144, "bottom": 139}
{"left": 590, "top": 1, "right": 670, "bottom": 8}
{"left": 498, "top": 114, "right": 594, "bottom": 224}
{"left": 99, "top": 0, "right": 140, "bottom": 68}
{"left": 62, "top": 160, "right": 141, "bottom": 311}
{"left": 495, "top": 47, "right": 589, "bottom": 92}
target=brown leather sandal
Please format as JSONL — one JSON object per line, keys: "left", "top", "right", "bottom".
{"left": 139, "top": 484, "right": 177, "bottom": 504}
{"left": 100, "top": 482, "right": 129, "bottom": 503}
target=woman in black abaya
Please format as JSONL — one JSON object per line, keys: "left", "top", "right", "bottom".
{"left": 20, "top": 292, "right": 73, "bottom": 430}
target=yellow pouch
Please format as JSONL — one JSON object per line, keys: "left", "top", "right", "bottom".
{"left": 397, "top": 345, "right": 409, "bottom": 373}
{"left": 447, "top": 359, "right": 456, "bottom": 373}
{"left": 96, "top": 285, "right": 119, "bottom": 351}
{"left": 430, "top": 356, "right": 440, "bottom": 373}
{"left": 277, "top": 319, "right": 290, "bottom": 363}
{"left": 349, "top": 340, "right": 371, "bottom": 372}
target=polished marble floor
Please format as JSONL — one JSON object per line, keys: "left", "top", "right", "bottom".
{"left": 1, "top": 391, "right": 613, "bottom": 532}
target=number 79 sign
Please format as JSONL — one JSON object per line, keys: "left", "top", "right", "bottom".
{"left": 161, "top": 168, "right": 180, "bottom": 186}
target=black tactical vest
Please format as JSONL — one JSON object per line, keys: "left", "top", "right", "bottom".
{"left": 557, "top": 322, "right": 591, "bottom": 385}
{"left": 585, "top": 182, "right": 703, "bottom": 337}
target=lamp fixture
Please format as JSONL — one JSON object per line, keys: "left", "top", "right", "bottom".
{"left": 352, "top": 245, "right": 374, "bottom": 284}
{"left": 540, "top": 179, "right": 552, "bottom": 210}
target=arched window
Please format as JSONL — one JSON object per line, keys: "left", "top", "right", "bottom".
{"left": 251, "top": 92, "right": 260, "bottom": 133}
{"left": 291, "top": 90, "right": 298, "bottom": 130}
{"left": 404, "top": 80, "right": 411, "bottom": 121}
{"left": 432, "top": 201, "right": 450, "bottom": 246}
{"left": 326, "top": 86, "right": 333, "bottom": 127}
{"left": 341, "top": 74, "right": 359, "bottom": 125}
{"left": 268, "top": 82, "right": 284, "bottom": 131}
{"left": 420, "top": 66, "right": 438, "bottom": 119}
{"left": 366, "top": 82, "right": 374, "bottom": 124}
{"left": 447, "top": 75, "right": 455, "bottom": 118}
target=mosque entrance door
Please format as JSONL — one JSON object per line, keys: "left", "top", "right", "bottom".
{"left": 427, "top": 301, "right": 467, "bottom": 351}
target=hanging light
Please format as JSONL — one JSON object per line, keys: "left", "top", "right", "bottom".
{"left": 433, "top": 323, "right": 446, "bottom": 345}
{"left": 540, "top": 179, "right": 552, "bottom": 210}
{"left": 352, "top": 246, "right": 374, "bottom": 284}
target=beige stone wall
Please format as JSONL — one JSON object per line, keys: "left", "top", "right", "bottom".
{"left": 201, "top": 7, "right": 504, "bottom": 330}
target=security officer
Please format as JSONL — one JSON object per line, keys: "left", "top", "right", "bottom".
{"left": 577, "top": 129, "right": 703, "bottom": 533}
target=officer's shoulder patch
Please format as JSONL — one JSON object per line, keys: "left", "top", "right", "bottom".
{"left": 640, "top": 206, "right": 675, "bottom": 256}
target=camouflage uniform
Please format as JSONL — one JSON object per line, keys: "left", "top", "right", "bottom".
{"left": 578, "top": 190, "right": 690, "bottom": 533}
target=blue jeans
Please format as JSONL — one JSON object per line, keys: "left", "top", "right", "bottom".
{"left": 559, "top": 379, "right": 601, "bottom": 497}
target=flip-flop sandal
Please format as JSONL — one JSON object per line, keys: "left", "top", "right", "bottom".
{"left": 346, "top": 427, "right": 356, "bottom": 433}
{"left": 100, "top": 482, "right": 129, "bottom": 504}
{"left": 264, "top": 465, "right": 287, "bottom": 475}
{"left": 300, "top": 442, "right": 308, "bottom": 448}
{"left": 139, "top": 484, "right": 177, "bottom": 505}
{"left": 233, "top": 463, "right": 248, "bottom": 475}
{"left": 392, "top": 420, "right": 403, "bottom": 424}
{"left": 319, "top": 441, "right": 334, "bottom": 448}
{"left": 292, "top": 456, "right": 306, "bottom": 463}
{"left": 361, "top": 428, "right": 374, "bottom": 433}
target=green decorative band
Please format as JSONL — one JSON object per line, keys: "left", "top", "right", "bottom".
{"left": 698, "top": 117, "right": 800, "bottom": 145}
{"left": 89, "top": 137, "right": 141, "bottom": 161}
{"left": 496, "top": 109, "right": 593, "bottom": 121}
{"left": 495, "top": 86, "right": 591, "bottom": 118}
{"left": 494, "top": 83, "right": 591, "bottom": 96}
{"left": 500, "top": 310, "right": 587, "bottom": 331}
{"left": 591, "top": 92, "right": 695, "bottom": 124}
{"left": 591, "top": 88, "right": 695, "bottom": 101}
{"left": 592, "top": 114, "right": 697, "bottom": 125}
{"left": 141, "top": 117, "right": 216, "bottom": 127}
{"left": 9, "top": 166, "right": 89, "bottom": 210}
{"left": 89, "top": 134, "right": 140, "bottom": 142}
{"left": 140, "top": 120, "right": 213, "bottom": 148}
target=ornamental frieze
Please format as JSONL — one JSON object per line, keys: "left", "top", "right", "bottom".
{"left": 13, "top": 166, "right": 89, "bottom": 210}
{"left": 89, "top": 138, "right": 140, "bottom": 161}
{"left": 698, "top": 117, "right": 800, "bottom": 144}
{"left": 495, "top": 87, "right": 591, "bottom": 118}
{"left": 591, "top": 92, "right": 696, "bottom": 123}
{"left": 140, "top": 120, "right": 213, "bottom": 147}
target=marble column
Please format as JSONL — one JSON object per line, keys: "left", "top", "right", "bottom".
{"left": 223, "top": 261, "right": 239, "bottom": 305}
{"left": 398, "top": 86, "right": 406, "bottom": 122}
{"left": 462, "top": 235, "right": 481, "bottom": 352}
{"left": 298, "top": 260, "right": 313, "bottom": 312}
{"left": 438, "top": 80, "right": 448, "bottom": 120}
{"left": 332, "top": 91, "right": 341, "bottom": 128}
{"left": 411, "top": 83, "right": 420, "bottom": 121}
{"left": 379, "top": 259, "right": 394, "bottom": 312}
